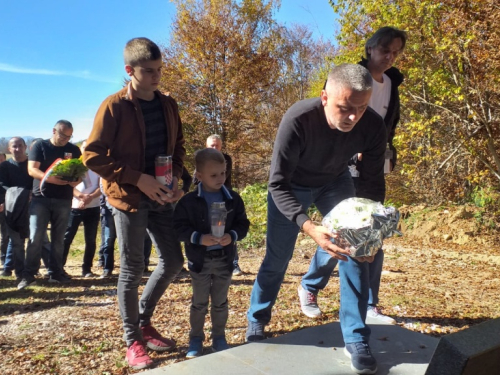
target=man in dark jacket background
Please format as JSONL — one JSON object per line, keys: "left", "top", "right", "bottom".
{"left": 0, "top": 152, "right": 8, "bottom": 267}
{"left": 0, "top": 138, "right": 33, "bottom": 278}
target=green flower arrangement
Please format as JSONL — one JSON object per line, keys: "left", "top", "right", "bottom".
{"left": 51, "top": 157, "right": 88, "bottom": 181}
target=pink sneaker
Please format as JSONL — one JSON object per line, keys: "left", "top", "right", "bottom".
{"left": 141, "top": 324, "right": 176, "bottom": 352}
{"left": 126, "top": 341, "right": 153, "bottom": 370}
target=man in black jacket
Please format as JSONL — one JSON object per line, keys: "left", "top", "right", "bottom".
{"left": 0, "top": 152, "right": 8, "bottom": 266}
{"left": 299, "top": 27, "right": 407, "bottom": 329}
{"left": 246, "top": 64, "right": 385, "bottom": 374}
{"left": 0, "top": 138, "right": 33, "bottom": 278}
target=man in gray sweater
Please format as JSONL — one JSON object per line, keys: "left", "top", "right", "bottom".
{"left": 246, "top": 64, "right": 386, "bottom": 375}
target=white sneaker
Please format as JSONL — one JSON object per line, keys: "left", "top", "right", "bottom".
{"left": 232, "top": 264, "right": 243, "bottom": 276}
{"left": 298, "top": 285, "right": 322, "bottom": 318}
{"left": 366, "top": 306, "right": 396, "bottom": 325}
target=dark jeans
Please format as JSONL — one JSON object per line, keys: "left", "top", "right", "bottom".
{"left": 38, "top": 233, "right": 51, "bottom": 272}
{"left": 99, "top": 203, "right": 116, "bottom": 271}
{"left": 23, "top": 197, "right": 71, "bottom": 279}
{"left": 144, "top": 232, "right": 152, "bottom": 267}
{"left": 113, "top": 199, "right": 184, "bottom": 346}
{"left": 0, "top": 211, "right": 9, "bottom": 264}
{"left": 189, "top": 255, "right": 232, "bottom": 339}
{"left": 63, "top": 207, "right": 100, "bottom": 274}
{"left": 233, "top": 247, "right": 239, "bottom": 267}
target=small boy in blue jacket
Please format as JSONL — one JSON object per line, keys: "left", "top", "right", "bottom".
{"left": 174, "top": 148, "right": 249, "bottom": 357}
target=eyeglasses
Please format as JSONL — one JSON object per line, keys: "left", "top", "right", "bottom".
{"left": 55, "top": 129, "right": 73, "bottom": 140}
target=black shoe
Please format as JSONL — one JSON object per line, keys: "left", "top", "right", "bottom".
{"left": 344, "top": 342, "right": 377, "bottom": 374}
{"left": 1, "top": 269, "right": 12, "bottom": 277}
{"left": 245, "top": 321, "right": 266, "bottom": 342}
{"left": 61, "top": 269, "right": 72, "bottom": 279}
{"left": 82, "top": 272, "right": 95, "bottom": 278}
{"left": 48, "top": 274, "right": 71, "bottom": 284}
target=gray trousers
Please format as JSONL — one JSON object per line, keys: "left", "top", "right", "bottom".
{"left": 113, "top": 200, "right": 184, "bottom": 346}
{"left": 189, "top": 255, "right": 232, "bottom": 339}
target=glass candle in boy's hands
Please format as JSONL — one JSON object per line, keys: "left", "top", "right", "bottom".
{"left": 155, "top": 155, "right": 173, "bottom": 189}
{"left": 211, "top": 222, "right": 225, "bottom": 238}
{"left": 210, "top": 202, "right": 227, "bottom": 238}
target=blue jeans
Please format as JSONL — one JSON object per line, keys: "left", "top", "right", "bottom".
{"left": 23, "top": 197, "right": 71, "bottom": 279}
{"left": 63, "top": 207, "right": 100, "bottom": 274}
{"left": 4, "top": 229, "right": 52, "bottom": 277}
{"left": 302, "top": 172, "right": 385, "bottom": 307}
{"left": 247, "top": 170, "right": 371, "bottom": 343}
{"left": 99, "top": 203, "right": 116, "bottom": 271}
{"left": 113, "top": 198, "right": 184, "bottom": 346}
{"left": 301, "top": 247, "right": 385, "bottom": 306}
{"left": 4, "top": 226, "right": 25, "bottom": 278}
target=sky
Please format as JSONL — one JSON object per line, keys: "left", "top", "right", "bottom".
{"left": 0, "top": 0, "right": 338, "bottom": 143}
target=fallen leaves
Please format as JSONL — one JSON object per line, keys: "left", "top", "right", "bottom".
{"left": 0, "top": 205, "right": 499, "bottom": 374}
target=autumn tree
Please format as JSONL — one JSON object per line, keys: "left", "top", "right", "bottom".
{"left": 274, "top": 24, "right": 336, "bottom": 107}
{"left": 161, "top": 0, "right": 336, "bottom": 186}
{"left": 160, "top": 0, "right": 279, "bottom": 185}
{"left": 328, "top": 0, "right": 500, "bottom": 204}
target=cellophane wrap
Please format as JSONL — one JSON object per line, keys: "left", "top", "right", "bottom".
{"left": 321, "top": 198, "right": 401, "bottom": 257}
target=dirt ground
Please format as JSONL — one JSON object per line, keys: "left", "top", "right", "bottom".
{"left": 0, "top": 204, "right": 499, "bottom": 374}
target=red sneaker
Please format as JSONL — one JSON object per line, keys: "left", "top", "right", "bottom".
{"left": 141, "top": 324, "right": 176, "bottom": 352}
{"left": 126, "top": 341, "right": 153, "bottom": 370}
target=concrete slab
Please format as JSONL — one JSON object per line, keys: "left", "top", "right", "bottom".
{"left": 143, "top": 322, "right": 439, "bottom": 375}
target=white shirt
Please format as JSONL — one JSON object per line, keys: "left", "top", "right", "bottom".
{"left": 71, "top": 170, "right": 100, "bottom": 209}
{"left": 369, "top": 73, "right": 392, "bottom": 119}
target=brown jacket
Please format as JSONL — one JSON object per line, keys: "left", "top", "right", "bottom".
{"left": 83, "top": 83, "right": 185, "bottom": 212}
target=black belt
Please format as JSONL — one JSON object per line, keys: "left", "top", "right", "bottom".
{"left": 205, "top": 249, "right": 227, "bottom": 258}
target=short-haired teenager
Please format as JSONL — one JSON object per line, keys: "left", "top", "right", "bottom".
{"left": 83, "top": 37, "right": 186, "bottom": 370}
{"left": 174, "top": 148, "right": 249, "bottom": 358}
